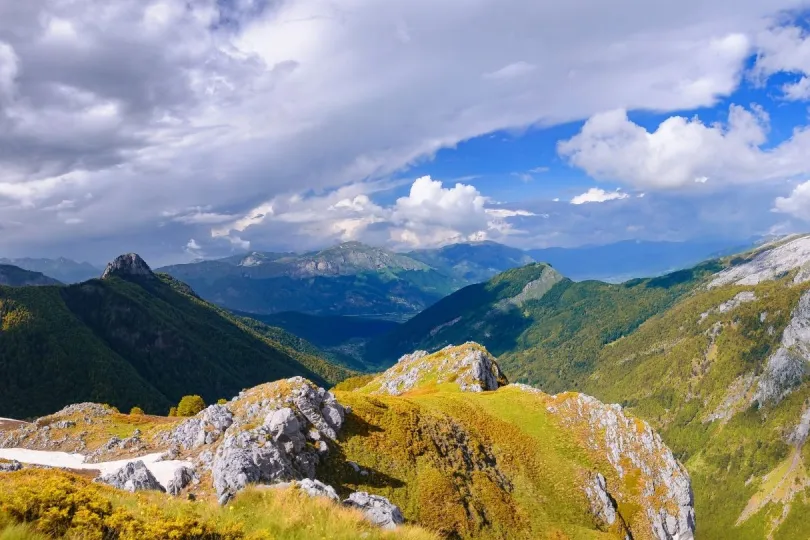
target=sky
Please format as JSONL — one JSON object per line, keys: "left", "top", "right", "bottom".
{"left": 2, "top": 1, "right": 810, "bottom": 266}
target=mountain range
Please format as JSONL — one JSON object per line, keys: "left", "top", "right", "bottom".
{"left": 3, "top": 235, "right": 810, "bottom": 538}
{"left": 0, "top": 254, "right": 351, "bottom": 419}
{"left": 0, "top": 265, "right": 61, "bottom": 287}
{"left": 0, "top": 257, "right": 100, "bottom": 283}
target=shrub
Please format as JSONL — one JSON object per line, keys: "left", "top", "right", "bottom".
{"left": 217, "top": 398, "right": 227, "bottom": 405}
{"left": 177, "top": 395, "right": 206, "bottom": 417}
{"left": 168, "top": 407, "right": 177, "bottom": 417}
{"left": 129, "top": 407, "right": 144, "bottom": 416}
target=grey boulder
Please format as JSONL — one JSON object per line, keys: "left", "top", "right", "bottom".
{"left": 97, "top": 461, "right": 165, "bottom": 493}
{"left": 343, "top": 491, "right": 404, "bottom": 529}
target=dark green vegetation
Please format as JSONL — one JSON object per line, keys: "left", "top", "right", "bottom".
{"left": 0, "top": 264, "right": 61, "bottom": 287}
{"left": 0, "top": 257, "right": 100, "bottom": 283}
{"left": 368, "top": 260, "right": 722, "bottom": 388}
{"left": 407, "top": 241, "right": 535, "bottom": 283}
{"left": 159, "top": 242, "right": 462, "bottom": 320}
{"left": 0, "top": 264, "right": 352, "bottom": 419}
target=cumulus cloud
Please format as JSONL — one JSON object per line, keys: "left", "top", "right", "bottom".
{"left": 558, "top": 105, "right": 810, "bottom": 189}
{"left": 754, "top": 25, "right": 810, "bottom": 100}
{"left": 570, "top": 188, "right": 630, "bottom": 205}
{"left": 774, "top": 181, "right": 810, "bottom": 221}
{"left": 0, "top": 1, "right": 808, "bottom": 260}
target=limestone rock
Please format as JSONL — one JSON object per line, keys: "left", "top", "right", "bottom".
{"left": 0, "top": 460, "right": 22, "bottom": 472}
{"left": 272, "top": 478, "right": 339, "bottom": 501}
{"left": 585, "top": 472, "right": 617, "bottom": 527}
{"left": 97, "top": 461, "right": 165, "bottom": 493}
{"left": 167, "top": 466, "right": 198, "bottom": 496}
{"left": 753, "top": 291, "right": 810, "bottom": 405}
{"left": 169, "top": 404, "right": 233, "bottom": 450}
{"left": 372, "top": 343, "right": 507, "bottom": 396}
{"left": 101, "top": 253, "right": 153, "bottom": 280}
{"left": 709, "top": 235, "right": 810, "bottom": 288}
{"left": 343, "top": 492, "right": 404, "bottom": 529}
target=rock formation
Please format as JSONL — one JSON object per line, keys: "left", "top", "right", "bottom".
{"left": 97, "top": 461, "right": 165, "bottom": 493}
{"left": 343, "top": 492, "right": 405, "bottom": 529}
{"left": 101, "top": 253, "right": 154, "bottom": 280}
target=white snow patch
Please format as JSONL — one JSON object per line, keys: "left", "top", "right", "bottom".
{"left": 0, "top": 449, "right": 190, "bottom": 489}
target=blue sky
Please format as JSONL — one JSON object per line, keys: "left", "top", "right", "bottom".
{"left": 2, "top": 1, "right": 810, "bottom": 265}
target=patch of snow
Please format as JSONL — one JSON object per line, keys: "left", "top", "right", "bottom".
{"left": 0, "top": 449, "right": 190, "bottom": 489}
{"left": 709, "top": 236, "right": 810, "bottom": 288}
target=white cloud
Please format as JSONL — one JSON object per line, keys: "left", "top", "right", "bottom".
{"left": 558, "top": 104, "right": 810, "bottom": 189}
{"left": 570, "top": 188, "right": 630, "bottom": 205}
{"left": 0, "top": 1, "right": 809, "bottom": 260}
{"left": 774, "top": 181, "right": 810, "bottom": 221}
{"left": 753, "top": 25, "right": 810, "bottom": 100}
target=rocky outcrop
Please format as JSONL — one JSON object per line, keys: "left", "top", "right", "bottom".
{"left": 494, "top": 265, "right": 563, "bottom": 310}
{"left": 709, "top": 235, "right": 810, "bottom": 288}
{"left": 101, "top": 253, "right": 154, "bottom": 280}
{"left": 271, "top": 478, "right": 340, "bottom": 501}
{"left": 166, "top": 466, "right": 198, "bottom": 496}
{"left": 206, "top": 377, "right": 345, "bottom": 504}
{"left": 753, "top": 291, "right": 810, "bottom": 405}
{"left": 371, "top": 343, "right": 508, "bottom": 395}
{"left": 0, "top": 460, "right": 22, "bottom": 472}
{"left": 169, "top": 404, "right": 233, "bottom": 450}
{"left": 343, "top": 492, "right": 404, "bottom": 529}
{"left": 699, "top": 291, "right": 757, "bottom": 322}
{"left": 97, "top": 460, "right": 165, "bottom": 493}
{"left": 585, "top": 472, "right": 618, "bottom": 527}
{"left": 545, "top": 392, "right": 695, "bottom": 540}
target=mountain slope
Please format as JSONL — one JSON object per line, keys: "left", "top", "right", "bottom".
{"left": 0, "top": 257, "right": 100, "bottom": 283}
{"left": 0, "top": 265, "right": 61, "bottom": 287}
{"left": 0, "top": 343, "right": 695, "bottom": 540}
{"left": 407, "top": 241, "right": 536, "bottom": 283}
{"left": 368, "top": 234, "right": 810, "bottom": 538}
{"left": 0, "top": 254, "right": 352, "bottom": 418}
{"left": 159, "top": 242, "right": 461, "bottom": 320}
{"left": 366, "top": 260, "right": 719, "bottom": 385}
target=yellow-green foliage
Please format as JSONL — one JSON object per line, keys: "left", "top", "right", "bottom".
{"left": 0, "top": 469, "right": 436, "bottom": 540}
{"left": 582, "top": 276, "right": 810, "bottom": 538}
{"left": 217, "top": 399, "right": 228, "bottom": 405}
{"left": 321, "top": 386, "right": 647, "bottom": 539}
{"left": 168, "top": 407, "right": 178, "bottom": 417}
{"left": 177, "top": 395, "right": 206, "bottom": 417}
{"left": 332, "top": 374, "right": 377, "bottom": 391}
{"left": 129, "top": 407, "right": 144, "bottom": 416}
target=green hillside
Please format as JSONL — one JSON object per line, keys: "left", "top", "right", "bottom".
{"left": 366, "top": 235, "right": 810, "bottom": 538}
{"left": 0, "top": 264, "right": 61, "bottom": 287}
{"left": 0, "top": 255, "right": 352, "bottom": 419}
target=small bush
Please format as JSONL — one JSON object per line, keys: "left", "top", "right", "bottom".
{"left": 217, "top": 398, "right": 227, "bottom": 405}
{"left": 168, "top": 407, "right": 177, "bottom": 417}
{"left": 177, "top": 395, "right": 206, "bottom": 417}
{"left": 129, "top": 407, "right": 144, "bottom": 416}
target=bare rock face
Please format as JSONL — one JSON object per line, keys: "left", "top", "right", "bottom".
{"left": 753, "top": 291, "right": 810, "bottom": 405}
{"left": 209, "top": 377, "right": 346, "bottom": 504}
{"left": 166, "top": 466, "right": 198, "bottom": 496}
{"left": 585, "top": 472, "right": 618, "bottom": 527}
{"left": 101, "top": 253, "right": 153, "bottom": 280}
{"left": 343, "top": 492, "right": 404, "bottom": 529}
{"left": 709, "top": 235, "right": 810, "bottom": 288}
{"left": 372, "top": 343, "right": 508, "bottom": 396}
{"left": 169, "top": 404, "right": 233, "bottom": 450}
{"left": 545, "top": 392, "right": 696, "bottom": 540}
{"left": 97, "top": 460, "right": 165, "bottom": 493}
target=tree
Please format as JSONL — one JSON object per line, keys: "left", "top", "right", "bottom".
{"left": 176, "top": 395, "right": 206, "bottom": 417}
{"left": 129, "top": 406, "right": 144, "bottom": 416}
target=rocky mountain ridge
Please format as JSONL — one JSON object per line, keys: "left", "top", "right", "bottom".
{"left": 1, "top": 343, "right": 695, "bottom": 539}
{"left": 0, "top": 264, "right": 61, "bottom": 287}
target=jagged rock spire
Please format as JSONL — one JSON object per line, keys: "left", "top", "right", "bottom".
{"left": 101, "top": 253, "right": 154, "bottom": 280}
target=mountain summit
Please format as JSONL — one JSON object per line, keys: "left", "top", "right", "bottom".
{"left": 101, "top": 253, "right": 154, "bottom": 280}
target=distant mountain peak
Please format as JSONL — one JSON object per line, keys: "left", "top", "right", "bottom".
{"left": 101, "top": 253, "right": 154, "bottom": 280}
